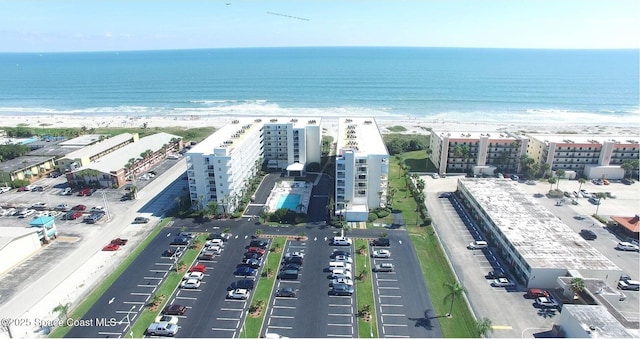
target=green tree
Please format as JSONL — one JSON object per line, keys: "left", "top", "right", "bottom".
{"left": 570, "top": 277, "right": 585, "bottom": 294}
{"left": 443, "top": 281, "right": 466, "bottom": 317}
{"left": 555, "top": 169, "right": 565, "bottom": 190}
{"left": 52, "top": 303, "right": 71, "bottom": 323}
{"left": 207, "top": 201, "right": 219, "bottom": 217}
{"left": 593, "top": 192, "right": 606, "bottom": 215}
{"left": 476, "top": 317, "right": 494, "bottom": 337}
{"left": 539, "top": 163, "right": 551, "bottom": 178}
{"left": 547, "top": 177, "right": 557, "bottom": 191}
{"left": 577, "top": 178, "right": 586, "bottom": 198}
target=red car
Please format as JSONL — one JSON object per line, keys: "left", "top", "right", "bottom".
{"left": 188, "top": 264, "right": 207, "bottom": 273}
{"left": 65, "top": 211, "right": 83, "bottom": 220}
{"left": 111, "top": 238, "right": 129, "bottom": 246}
{"left": 102, "top": 243, "right": 120, "bottom": 251}
{"left": 72, "top": 204, "right": 87, "bottom": 211}
{"left": 78, "top": 188, "right": 92, "bottom": 196}
{"left": 247, "top": 247, "right": 266, "bottom": 255}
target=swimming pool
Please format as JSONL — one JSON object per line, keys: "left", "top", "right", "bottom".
{"left": 276, "top": 194, "right": 302, "bottom": 210}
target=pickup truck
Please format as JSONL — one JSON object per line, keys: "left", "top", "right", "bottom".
{"left": 146, "top": 322, "right": 179, "bottom": 336}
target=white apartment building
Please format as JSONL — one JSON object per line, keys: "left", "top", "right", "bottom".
{"left": 186, "top": 118, "right": 322, "bottom": 213}
{"left": 335, "top": 118, "right": 389, "bottom": 222}
{"left": 262, "top": 118, "right": 322, "bottom": 172}
{"left": 430, "top": 130, "right": 528, "bottom": 176}
{"left": 526, "top": 134, "right": 639, "bottom": 179}
{"left": 186, "top": 119, "right": 263, "bottom": 214}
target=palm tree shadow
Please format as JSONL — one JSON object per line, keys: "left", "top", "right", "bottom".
{"left": 408, "top": 309, "right": 435, "bottom": 330}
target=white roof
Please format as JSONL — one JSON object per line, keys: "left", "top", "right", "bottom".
{"left": 0, "top": 227, "right": 39, "bottom": 251}
{"left": 527, "top": 134, "right": 639, "bottom": 146}
{"left": 61, "top": 133, "right": 135, "bottom": 160}
{"left": 337, "top": 117, "right": 387, "bottom": 156}
{"left": 286, "top": 163, "right": 304, "bottom": 171}
{"left": 188, "top": 118, "right": 262, "bottom": 156}
{"left": 458, "top": 178, "right": 620, "bottom": 271}
{"left": 84, "top": 133, "right": 179, "bottom": 173}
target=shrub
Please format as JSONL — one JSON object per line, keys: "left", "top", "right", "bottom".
{"left": 376, "top": 209, "right": 390, "bottom": 218}
{"left": 368, "top": 213, "right": 377, "bottom": 222}
{"left": 231, "top": 212, "right": 242, "bottom": 219}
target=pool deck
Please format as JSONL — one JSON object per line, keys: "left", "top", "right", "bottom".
{"left": 266, "top": 180, "right": 312, "bottom": 213}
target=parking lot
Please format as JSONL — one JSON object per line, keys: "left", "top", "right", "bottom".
{"left": 423, "top": 175, "right": 640, "bottom": 337}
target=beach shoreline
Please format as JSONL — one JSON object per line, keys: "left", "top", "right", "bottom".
{"left": 1, "top": 114, "right": 638, "bottom": 138}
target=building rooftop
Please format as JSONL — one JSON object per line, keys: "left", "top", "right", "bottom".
{"left": 58, "top": 134, "right": 106, "bottom": 147}
{"left": 527, "top": 134, "right": 640, "bottom": 146}
{"left": 337, "top": 117, "right": 387, "bottom": 156}
{"left": 0, "top": 227, "right": 38, "bottom": 251}
{"left": 84, "top": 133, "right": 180, "bottom": 173}
{"left": 188, "top": 118, "right": 263, "bottom": 157}
{"left": 0, "top": 156, "right": 56, "bottom": 173}
{"left": 262, "top": 117, "right": 321, "bottom": 129}
{"left": 458, "top": 178, "right": 620, "bottom": 271}
{"left": 561, "top": 304, "right": 635, "bottom": 338}
{"left": 61, "top": 133, "right": 135, "bottom": 160}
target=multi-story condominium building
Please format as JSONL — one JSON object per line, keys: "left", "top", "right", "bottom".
{"left": 335, "top": 118, "right": 389, "bottom": 222}
{"left": 430, "top": 131, "right": 528, "bottom": 176}
{"left": 526, "top": 134, "right": 639, "bottom": 179}
{"left": 186, "top": 118, "right": 322, "bottom": 213}
{"left": 262, "top": 118, "right": 321, "bottom": 172}
{"left": 57, "top": 133, "right": 138, "bottom": 172}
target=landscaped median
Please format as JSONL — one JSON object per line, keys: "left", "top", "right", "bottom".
{"left": 240, "top": 236, "right": 286, "bottom": 337}
{"left": 49, "top": 218, "right": 175, "bottom": 338}
{"left": 130, "top": 234, "right": 207, "bottom": 337}
{"left": 354, "top": 239, "right": 379, "bottom": 338}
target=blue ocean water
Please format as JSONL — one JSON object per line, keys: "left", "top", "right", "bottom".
{"left": 0, "top": 47, "right": 637, "bottom": 124}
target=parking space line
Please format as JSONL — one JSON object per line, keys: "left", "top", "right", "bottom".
{"left": 216, "top": 317, "right": 240, "bottom": 321}
{"left": 273, "top": 305, "right": 296, "bottom": 309}
{"left": 115, "top": 310, "right": 136, "bottom": 314}
{"left": 175, "top": 296, "right": 198, "bottom": 300}
{"left": 136, "top": 284, "right": 157, "bottom": 288}
{"left": 382, "top": 313, "right": 406, "bottom": 317}
{"left": 327, "top": 334, "right": 352, "bottom": 337}
{"left": 98, "top": 332, "right": 122, "bottom": 336}
{"left": 376, "top": 278, "right": 398, "bottom": 282}
{"left": 383, "top": 324, "right": 408, "bottom": 327}
{"left": 130, "top": 292, "right": 150, "bottom": 296}
{"left": 268, "top": 326, "right": 293, "bottom": 330}
{"left": 378, "top": 286, "right": 400, "bottom": 290}
{"left": 143, "top": 277, "right": 163, "bottom": 280}
{"left": 380, "top": 304, "right": 403, "bottom": 307}
{"left": 123, "top": 301, "right": 145, "bottom": 305}
{"left": 270, "top": 315, "right": 294, "bottom": 319}
{"left": 384, "top": 335, "right": 410, "bottom": 338}
{"left": 379, "top": 295, "right": 401, "bottom": 298}
{"left": 328, "top": 323, "right": 353, "bottom": 327}
{"left": 328, "top": 313, "right": 350, "bottom": 316}
{"left": 149, "top": 269, "right": 169, "bottom": 273}
{"left": 328, "top": 304, "right": 352, "bottom": 307}
{"left": 221, "top": 308, "right": 244, "bottom": 312}
{"left": 211, "top": 328, "right": 236, "bottom": 332}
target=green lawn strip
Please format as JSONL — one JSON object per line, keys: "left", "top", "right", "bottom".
{"left": 355, "top": 239, "right": 378, "bottom": 338}
{"left": 49, "top": 218, "right": 174, "bottom": 338}
{"left": 409, "top": 232, "right": 476, "bottom": 337}
{"left": 130, "top": 234, "right": 207, "bottom": 337}
{"left": 242, "top": 237, "right": 286, "bottom": 337}
{"left": 399, "top": 150, "right": 433, "bottom": 172}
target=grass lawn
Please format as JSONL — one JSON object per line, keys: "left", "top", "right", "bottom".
{"left": 242, "top": 237, "right": 286, "bottom": 337}
{"left": 387, "top": 158, "right": 478, "bottom": 337}
{"left": 49, "top": 218, "right": 173, "bottom": 338}
{"left": 399, "top": 150, "right": 435, "bottom": 172}
{"left": 130, "top": 234, "right": 207, "bottom": 337}
{"left": 354, "top": 239, "right": 378, "bottom": 338}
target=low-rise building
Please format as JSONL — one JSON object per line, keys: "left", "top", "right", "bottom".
{"left": 0, "top": 156, "right": 57, "bottom": 183}
{"left": 57, "top": 133, "right": 138, "bottom": 172}
{"left": 0, "top": 227, "right": 41, "bottom": 275}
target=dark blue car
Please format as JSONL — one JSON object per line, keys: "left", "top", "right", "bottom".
{"left": 233, "top": 266, "right": 257, "bottom": 276}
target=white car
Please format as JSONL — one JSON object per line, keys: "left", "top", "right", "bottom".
{"left": 1, "top": 208, "right": 16, "bottom": 216}
{"left": 332, "top": 255, "right": 353, "bottom": 263}
{"left": 31, "top": 202, "right": 47, "bottom": 209}
{"left": 227, "top": 288, "right": 250, "bottom": 300}
{"left": 330, "top": 277, "right": 354, "bottom": 286}
{"left": 330, "top": 269, "right": 352, "bottom": 279}
{"left": 89, "top": 206, "right": 105, "bottom": 213}
{"left": 154, "top": 315, "right": 179, "bottom": 325}
{"left": 372, "top": 249, "right": 391, "bottom": 258}
{"left": 18, "top": 209, "right": 35, "bottom": 218}
{"left": 535, "top": 296, "right": 560, "bottom": 309}
{"left": 491, "top": 278, "right": 515, "bottom": 287}
{"left": 205, "top": 245, "right": 222, "bottom": 254}
{"left": 431, "top": 173, "right": 440, "bottom": 179}
{"left": 183, "top": 271, "right": 204, "bottom": 281}
{"left": 180, "top": 278, "right": 201, "bottom": 289}
{"left": 0, "top": 186, "right": 11, "bottom": 193}
{"left": 332, "top": 237, "right": 352, "bottom": 246}
{"left": 284, "top": 251, "right": 305, "bottom": 259}
{"left": 206, "top": 239, "right": 225, "bottom": 247}
{"left": 616, "top": 242, "right": 640, "bottom": 252}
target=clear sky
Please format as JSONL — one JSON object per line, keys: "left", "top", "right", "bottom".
{"left": 1, "top": 0, "right": 638, "bottom": 52}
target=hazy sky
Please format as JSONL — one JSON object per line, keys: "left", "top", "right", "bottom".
{"left": 1, "top": 0, "right": 638, "bottom": 52}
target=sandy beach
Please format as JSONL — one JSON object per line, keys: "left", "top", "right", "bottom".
{"left": 2, "top": 114, "right": 638, "bottom": 138}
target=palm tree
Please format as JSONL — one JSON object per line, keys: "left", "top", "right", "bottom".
{"left": 476, "top": 317, "right": 494, "bottom": 337}
{"left": 539, "top": 163, "right": 551, "bottom": 178}
{"left": 443, "top": 281, "right": 466, "bottom": 317}
{"left": 555, "top": 169, "right": 565, "bottom": 190}
{"left": 577, "top": 178, "right": 586, "bottom": 198}
{"left": 207, "top": 201, "right": 219, "bottom": 217}
{"left": 52, "top": 303, "right": 71, "bottom": 322}
{"left": 547, "top": 177, "right": 557, "bottom": 192}
{"left": 570, "top": 277, "right": 585, "bottom": 294}
{"left": 594, "top": 192, "right": 606, "bottom": 215}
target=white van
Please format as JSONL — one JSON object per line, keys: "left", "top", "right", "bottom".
{"left": 467, "top": 240, "right": 488, "bottom": 250}
{"left": 617, "top": 280, "right": 640, "bottom": 291}
{"left": 329, "top": 261, "right": 352, "bottom": 272}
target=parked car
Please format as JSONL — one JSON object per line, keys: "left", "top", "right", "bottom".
{"left": 153, "top": 315, "right": 179, "bottom": 325}
{"left": 332, "top": 236, "right": 352, "bottom": 246}
{"left": 330, "top": 277, "right": 354, "bottom": 287}
{"left": 183, "top": 271, "right": 204, "bottom": 281}
{"left": 146, "top": 322, "right": 179, "bottom": 337}
{"left": 18, "top": 209, "right": 35, "bottom": 218}
{"left": 207, "top": 232, "right": 231, "bottom": 241}
{"left": 84, "top": 213, "right": 105, "bottom": 224}
{"left": 526, "top": 288, "right": 550, "bottom": 299}
{"left": 206, "top": 239, "right": 225, "bottom": 247}
{"left": 178, "top": 232, "right": 195, "bottom": 239}
{"left": 491, "top": 278, "right": 515, "bottom": 287}
{"left": 330, "top": 250, "right": 351, "bottom": 259}
{"left": 180, "top": 278, "right": 201, "bottom": 289}
{"left": 535, "top": 296, "right": 560, "bottom": 309}
{"left": 371, "top": 238, "right": 390, "bottom": 246}
{"left": 199, "top": 251, "right": 216, "bottom": 260}
{"left": 133, "top": 216, "right": 150, "bottom": 224}
{"left": 467, "top": 240, "right": 488, "bottom": 249}
{"left": 372, "top": 249, "right": 391, "bottom": 258}
{"left": 171, "top": 236, "right": 190, "bottom": 245}
{"left": 249, "top": 240, "right": 269, "bottom": 248}
{"left": 616, "top": 242, "right": 640, "bottom": 252}
{"left": 89, "top": 206, "right": 105, "bottom": 213}
{"left": 284, "top": 251, "right": 305, "bottom": 259}
{"left": 233, "top": 266, "right": 257, "bottom": 276}
{"left": 55, "top": 203, "right": 69, "bottom": 211}
{"left": 227, "top": 288, "right": 250, "bottom": 300}
{"left": 64, "top": 211, "right": 83, "bottom": 220}
{"left": 243, "top": 252, "right": 263, "bottom": 260}
{"left": 617, "top": 280, "right": 640, "bottom": 291}
{"left": 31, "top": 202, "right": 48, "bottom": 209}
{"left": 239, "top": 258, "right": 262, "bottom": 269}
{"left": 278, "top": 269, "right": 300, "bottom": 280}
{"left": 102, "top": 243, "right": 120, "bottom": 251}
{"left": 330, "top": 284, "right": 354, "bottom": 296}
{"left": 330, "top": 269, "right": 352, "bottom": 279}
{"left": 188, "top": 264, "right": 207, "bottom": 273}
{"left": 579, "top": 229, "right": 597, "bottom": 240}
{"left": 486, "top": 270, "right": 507, "bottom": 279}
{"left": 72, "top": 204, "right": 87, "bottom": 211}
{"left": 621, "top": 178, "right": 634, "bottom": 185}
{"left": 227, "top": 279, "right": 255, "bottom": 291}
{"left": 332, "top": 255, "right": 353, "bottom": 264}
{"left": 0, "top": 186, "right": 11, "bottom": 193}
{"left": 373, "top": 263, "right": 394, "bottom": 272}
{"left": 205, "top": 245, "right": 222, "bottom": 254}
{"left": 110, "top": 238, "right": 128, "bottom": 245}
{"left": 283, "top": 256, "right": 304, "bottom": 266}
{"left": 78, "top": 188, "right": 92, "bottom": 196}
{"left": 281, "top": 263, "right": 302, "bottom": 272}
{"left": 162, "top": 304, "right": 187, "bottom": 315}
{"left": 588, "top": 197, "right": 601, "bottom": 205}
{"left": 275, "top": 287, "right": 298, "bottom": 298}
{"left": 163, "top": 248, "right": 182, "bottom": 257}
{"left": 247, "top": 247, "right": 266, "bottom": 255}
